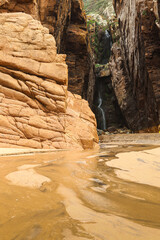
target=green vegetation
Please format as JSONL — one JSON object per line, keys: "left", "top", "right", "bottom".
{"left": 142, "top": 10, "right": 147, "bottom": 16}
{"left": 83, "top": 0, "right": 119, "bottom": 64}
{"left": 86, "top": 16, "right": 119, "bottom": 63}
{"left": 83, "top": 0, "right": 114, "bottom": 17}
{"left": 95, "top": 63, "right": 101, "bottom": 68}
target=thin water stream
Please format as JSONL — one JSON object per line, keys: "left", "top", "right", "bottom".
{"left": 97, "top": 91, "right": 107, "bottom": 130}
{"left": 0, "top": 144, "right": 160, "bottom": 240}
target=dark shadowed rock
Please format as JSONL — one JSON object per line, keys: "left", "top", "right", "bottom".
{"left": 110, "top": 0, "right": 160, "bottom": 132}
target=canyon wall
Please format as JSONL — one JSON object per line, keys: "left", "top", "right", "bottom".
{"left": 0, "top": 9, "right": 98, "bottom": 149}
{"left": 0, "top": 0, "right": 95, "bottom": 106}
{"left": 111, "top": 0, "right": 160, "bottom": 131}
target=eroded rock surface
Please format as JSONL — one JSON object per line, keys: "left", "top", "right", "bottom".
{"left": 110, "top": 0, "right": 160, "bottom": 132}
{"left": 0, "top": 0, "right": 95, "bottom": 106}
{"left": 0, "top": 13, "right": 98, "bottom": 149}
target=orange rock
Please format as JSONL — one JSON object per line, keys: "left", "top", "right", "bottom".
{"left": 0, "top": 13, "right": 98, "bottom": 150}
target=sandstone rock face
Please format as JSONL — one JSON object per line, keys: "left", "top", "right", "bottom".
{"left": 60, "top": 0, "right": 95, "bottom": 106}
{"left": 141, "top": 1, "right": 160, "bottom": 123}
{"left": 110, "top": 0, "right": 160, "bottom": 132}
{"left": 0, "top": 0, "right": 95, "bottom": 107}
{"left": 0, "top": 12, "right": 98, "bottom": 149}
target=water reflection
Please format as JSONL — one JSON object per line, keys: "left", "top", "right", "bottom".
{"left": 0, "top": 145, "right": 160, "bottom": 239}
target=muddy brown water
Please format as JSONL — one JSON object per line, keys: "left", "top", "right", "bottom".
{"left": 0, "top": 144, "right": 160, "bottom": 240}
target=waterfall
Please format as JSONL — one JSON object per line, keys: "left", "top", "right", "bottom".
{"left": 105, "top": 29, "right": 112, "bottom": 48}
{"left": 105, "top": 30, "right": 112, "bottom": 58}
{"left": 97, "top": 90, "right": 107, "bottom": 130}
{"left": 94, "top": 30, "right": 113, "bottom": 130}
{"left": 101, "top": 30, "right": 112, "bottom": 64}
{"left": 105, "top": 29, "right": 110, "bottom": 38}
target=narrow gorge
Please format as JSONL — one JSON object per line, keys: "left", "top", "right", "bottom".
{"left": 85, "top": 0, "right": 160, "bottom": 133}
{"left": 0, "top": 1, "right": 160, "bottom": 240}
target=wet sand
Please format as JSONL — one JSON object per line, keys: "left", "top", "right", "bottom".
{"left": 100, "top": 133, "right": 160, "bottom": 145}
{"left": 106, "top": 147, "right": 160, "bottom": 188}
{"left": 6, "top": 165, "right": 51, "bottom": 188}
{"left": 0, "top": 143, "right": 159, "bottom": 239}
{"left": 0, "top": 148, "right": 58, "bottom": 156}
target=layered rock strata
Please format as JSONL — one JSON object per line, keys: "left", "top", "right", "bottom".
{"left": 111, "top": 0, "right": 160, "bottom": 132}
{"left": 0, "top": 12, "right": 98, "bottom": 149}
{"left": 0, "top": 0, "right": 95, "bottom": 106}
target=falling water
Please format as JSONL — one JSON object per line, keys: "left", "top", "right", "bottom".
{"left": 105, "top": 29, "right": 112, "bottom": 60}
{"left": 95, "top": 29, "right": 112, "bottom": 130}
{"left": 97, "top": 90, "right": 107, "bottom": 130}
{"left": 105, "top": 29, "right": 110, "bottom": 38}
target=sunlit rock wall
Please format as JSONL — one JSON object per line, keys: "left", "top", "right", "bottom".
{"left": 0, "top": 0, "right": 95, "bottom": 107}
{"left": 0, "top": 12, "right": 98, "bottom": 149}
